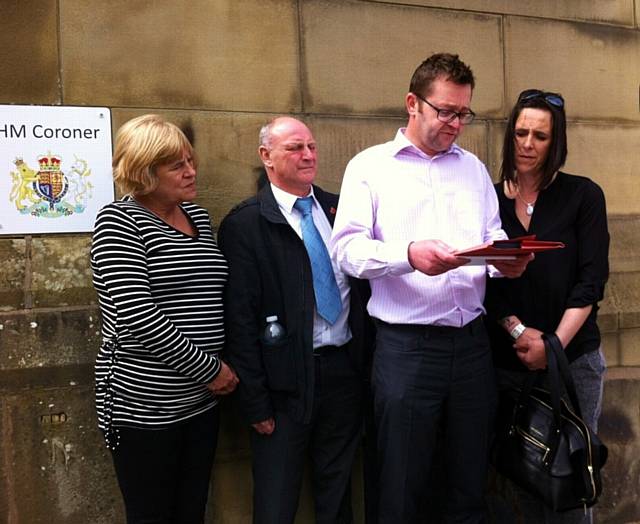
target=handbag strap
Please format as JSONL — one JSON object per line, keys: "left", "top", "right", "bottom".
{"left": 513, "top": 335, "right": 569, "bottom": 468}
{"left": 543, "top": 336, "right": 564, "bottom": 437}
{"left": 543, "top": 332, "right": 584, "bottom": 419}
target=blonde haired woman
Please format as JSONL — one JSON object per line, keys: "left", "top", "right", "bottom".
{"left": 91, "top": 114, "right": 237, "bottom": 523}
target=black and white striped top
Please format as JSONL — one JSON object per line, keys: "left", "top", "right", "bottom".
{"left": 91, "top": 197, "right": 227, "bottom": 441}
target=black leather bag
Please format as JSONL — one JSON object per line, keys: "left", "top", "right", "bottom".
{"left": 492, "top": 333, "right": 608, "bottom": 512}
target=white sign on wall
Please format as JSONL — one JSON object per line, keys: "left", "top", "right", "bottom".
{"left": 0, "top": 105, "right": 113, "bottom": 235}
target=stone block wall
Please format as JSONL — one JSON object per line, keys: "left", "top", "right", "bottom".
{"left": 1, "top": 1, "right": 638, "bottom": 522}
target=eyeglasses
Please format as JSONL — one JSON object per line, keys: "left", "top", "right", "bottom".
{"left": 413, "top": 93, "right": 476, "bottom": 125}
{"left": 518, "top": 89, "right": 564, "bottom": 108}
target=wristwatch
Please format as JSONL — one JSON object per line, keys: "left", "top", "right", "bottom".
{"left": 509, "top": 323, "right": 526, "bottom": 340}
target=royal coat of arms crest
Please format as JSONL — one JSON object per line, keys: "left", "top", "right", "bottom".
{"left": 9, "top": 152, "right": 93, "bottom": 218}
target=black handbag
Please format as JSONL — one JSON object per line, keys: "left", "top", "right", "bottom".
{"left": 492, "top": 333, "right": 608, "bottom": 512}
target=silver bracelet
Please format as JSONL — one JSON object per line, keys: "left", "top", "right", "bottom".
{"left": 509, "top": 323, "right": 526, "bottom": 340}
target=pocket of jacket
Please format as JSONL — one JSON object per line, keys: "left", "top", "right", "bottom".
{"left": 261, "top": 336, "right": 297, "bottom": 393}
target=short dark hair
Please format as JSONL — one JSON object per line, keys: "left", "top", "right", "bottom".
{"left": 409, "top": 53, "right": 475, "bottom": 97}
{"left": 500, "top": 90, "right": 567, "bottom": 190}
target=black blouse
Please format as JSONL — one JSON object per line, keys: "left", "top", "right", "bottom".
{"left": 485, "top": 171, "right": 609, "bottom": 370}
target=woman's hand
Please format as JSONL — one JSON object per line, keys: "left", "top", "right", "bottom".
{"left": 514, "top": 327, "right": 547, "bottom": 370}
{"left": 207, "top": 361, "right": 239, "bottom": 395}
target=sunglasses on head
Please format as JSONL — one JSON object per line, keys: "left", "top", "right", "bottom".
{"left": 518, "top": 89, "right": 564, "bottom": 108}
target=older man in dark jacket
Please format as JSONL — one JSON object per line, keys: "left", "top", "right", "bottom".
{"left": 218, "top": 116, "right": 371, "bottom": 524}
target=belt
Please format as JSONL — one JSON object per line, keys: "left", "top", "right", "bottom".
{"left": 313, "top": 342, "right": 349, "bottom": 357}
{"left": 375, "top": 314, "right": 485, "bottom": 338}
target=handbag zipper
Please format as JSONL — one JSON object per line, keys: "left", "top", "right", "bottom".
{"left": 515, "top": 426, "right": 551, "bottom": 463}
{"left": 531, "top": 392, "right": 598, "bottom": 502}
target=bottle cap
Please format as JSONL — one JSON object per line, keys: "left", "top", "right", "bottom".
{"left": 266, "top": 315, "right": 278, "bottom": 322}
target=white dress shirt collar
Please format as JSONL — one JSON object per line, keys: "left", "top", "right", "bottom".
{"left": 270, "top": 183, "right": 317, "bottom": 215}
{"left": 388, "top": 128, "right": 463, "bottom": 159}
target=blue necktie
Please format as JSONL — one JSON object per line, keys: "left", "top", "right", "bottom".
{"left": 293, "top": 197, "right": 343, "bottom": 325}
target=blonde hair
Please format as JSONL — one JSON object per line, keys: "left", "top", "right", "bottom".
{"left": 112, "top": 114, "right": 195, "bottom": 195}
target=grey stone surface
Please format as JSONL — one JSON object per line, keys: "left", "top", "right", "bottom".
{"left": 505, "top": 17, "right": 640, "bottom": 123}
{"left": 60, "top": 0, "right": 300, "bottom": 112}
{"left": 596, "top": 367, "right": 640, "bottom": 523}
{"left": 565, "top": 123, "right": 640, "bottom": 216}
{"left": 606, "top": 271, "right": 640, "bottom": 331}
{"left": 608, "top": 215, "right": 640, "bottom": 274}
{"left": 301, "top": 0, "right": 503, "bottom": 117}
{"left": 620, "top": 327, "right": 640, "bottom": 366}
{"left": 0, "top": 385, "right": 122, "bottom": 524}
{"left": 31, "top": 236, "right": 95, "bottom": 308}
{"left": 0, "top": 1, "right": 59, "bottom": 104}
{"left": 368, "top": 0, "right": 636, "bottom": 26}
{"left": 0, "top": 309, "right": 100, "bottom": 372}
{"left": 601, "top": 332, "right": 620, "bottom": 367}
{"left": 0, "top": 239, "right": 26, "bottom": 311}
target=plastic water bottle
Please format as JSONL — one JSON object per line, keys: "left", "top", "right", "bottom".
{"left": 263, "top": 315, "right": 285, "bottom": 345}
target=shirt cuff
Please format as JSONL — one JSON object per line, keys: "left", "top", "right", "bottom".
{"left": 384, "top": 241, "right": 415, "bottom": 276}
{"left": 487, "top": 264, "right": 503, "bottom": 278}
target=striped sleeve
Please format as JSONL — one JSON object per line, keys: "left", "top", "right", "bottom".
{"left": 91, "top": 204, "right": 220, "bottom": 384}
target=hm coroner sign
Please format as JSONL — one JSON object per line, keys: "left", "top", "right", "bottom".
{"left": 0, "top": 105, "right": 113, "bottom": 235}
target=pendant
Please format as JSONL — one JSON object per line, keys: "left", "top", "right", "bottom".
{"left": 526, "top": 203, "right": 534, "bottom": 216}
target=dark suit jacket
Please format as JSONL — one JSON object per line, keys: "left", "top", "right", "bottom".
{"left": 218, "top": 183, "right": 372, "bottom": 425}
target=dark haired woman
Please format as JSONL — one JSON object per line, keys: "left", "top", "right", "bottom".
{"left": 485, "top": 91, "right": 609, "bottom": 524}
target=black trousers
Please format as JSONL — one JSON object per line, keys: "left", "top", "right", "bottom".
{"left": 110, "top": 405, "right": 220, "bottom": 524}
{"left": 251, "top": 348, "right": 363, "bottom": 524}
{"left": 373, "top": 317, "right": 497, "bottom": 524}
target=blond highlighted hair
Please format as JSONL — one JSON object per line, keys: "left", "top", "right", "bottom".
{"left": 112, "top": 114, "right": 195, "bottom": 195}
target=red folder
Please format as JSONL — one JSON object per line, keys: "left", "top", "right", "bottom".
{"left": 454, "top": 235, "right": 565, "bottom": 259}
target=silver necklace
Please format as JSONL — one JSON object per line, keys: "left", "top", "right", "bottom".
{"left": 516, "top": 188, "right": 537, "bottom": 216}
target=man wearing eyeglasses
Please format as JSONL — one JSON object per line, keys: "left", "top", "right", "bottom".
{"left": 331, "top": 53, "right": 531, "bottom": 523}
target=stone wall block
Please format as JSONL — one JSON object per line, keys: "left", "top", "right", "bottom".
{"left": 207, "top": 458, "right": 254, "bottom": 523}
{"left": 487, "top": 121, "right": 507, "bottom": 181}
{"left": 505, "top": 17, "right": 640, "bottom": 122}
{"left": 301, "top": 0, "right": 503, "bottom": 116}
{"left": 111, "top": 109, "right": 275, "bottom": 226}
{"left": 60, "top": 0, "right": 300, "bottom": 112}
{"left": 619, "top": 328, "right": 640, "bottom": 366}
{"left": 565, "top": 124, "right": 640, "bottom": 215}
{"left": 0, "top": 1, "right": 59, "bottom": 104}
{"left": 608, "top": 215, "right": 640, "bottom": 273}
{"left": 31, "top": 236, "right": 95, "bottom": 307}
{"left": 0, "top": 386, "right": 123, "bottom": 523}
{"left": 606, "top": 271, "right": 640, "bottom": 330}
{"left": 0, "top": 309, "right": 100, "bottom": 372}
{"left": 0, "top": 238, "right": 26, "bottom": 311}
{"left": 598, "top": 289, "right": 619, "bottom": 335}
{"left": 367, "top": 0, "right": 635, "bottom": 26}
{"left": 601, "top": 332, "right": 620, "bottom": 367}
{"left": 597, "top": 368, "right": 640, "bottom": 523}
{"left": 455, "top": 122, "right": 490, "bottom": 167}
